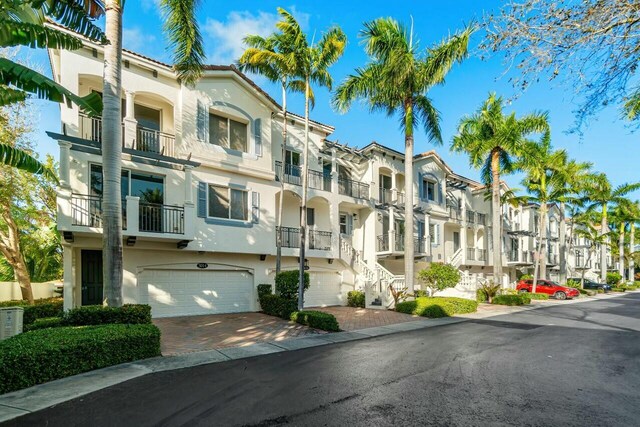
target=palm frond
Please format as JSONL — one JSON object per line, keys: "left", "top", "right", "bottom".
{"left": 414, "top": 95, "right": 442, "bottom": 143}
{"left": 0, "top": 20, "right": 84, "bottom": 49}
{"left": 0, "top": 142, "right": 58, "bottom": 182}
{"left": 420, "top": 24, "right": 474, "bottom": 87}
{"left": 0, "top": 58, "right": 102, "bottom": 115}
{"left": 31, "top": 0, "right": 106, "bottom": 42}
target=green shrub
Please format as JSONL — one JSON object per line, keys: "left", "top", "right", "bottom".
{"left": 528, "top": 293, "right": 549, "bottom": 300}
{"left": 611, "top": 287, "right": 627, "bottom": 292}
{"left": 476, "top": 289, "right": 488, "bottom": 302}
{"left": 257, "top": 284, "right": 273, "bottom": 300}
{"left": 606, "top": 272, "right": 622, "bottom": 286}
{"left": 291, "top": 310, "right": 340, "bottom": 332}
{"left": 396, "top": 297, "right": 478, "bottom": 318}
{"left": 0, "top": 297, "right": 62, "bottom": 308}
{"left": 0, "top": 324, "right": 161, "bottom": 394}
{"left": 492, "top": 294, "right": 531, "bottom": 306}
{"left": 259, "top": 294, "right": 297, "bottom": 319}
{"left": 347, "top": 290, "right": 365, "bottom": 308}
{"left": 23, "top": 300, "right": 64, "bottom": 325}
{"left": 24, "top": 317, "right": 64, "bottom": 332}
{"left": 597, "top": 288, "right": 605, "bottom": 294}
{"left": 566, "top": 280, "right": 580, "bottom": 289}
{"left": 500, "top": 288, "right": 518, "bottom": 296}
{"left": 62, "top": 304, "right": 152, "bottom": 326}
{"left": 275, "top": 271, "right": 310, "bottom": 300}
{"left": 414, "top": 290, "right": 428, "bottom": 298}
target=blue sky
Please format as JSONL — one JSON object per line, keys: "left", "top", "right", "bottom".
{"left": 25, "top": 0, "right": 639, "bottom": 197}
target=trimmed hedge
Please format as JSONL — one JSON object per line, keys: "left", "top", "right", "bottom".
{"left": 0, "top": 324, "right": 161, "bottom": 394}
{"left": 275, "top": 271, "right": 310, "bottom": 300}
{"left": 259, "top": 294, "right": 297, "bottom": 319}
{"left": 0, "top": 298, "right": 64, "bottom": 325}
{"left": 611, "top": 287, "right": 627, "bottom": 292}
{"left": 24, "top": 317, "right": 64, "bottom": 332}
{"left": 63, "top": 304, "right": 151, "bottom": 326}
{"left": 0, "top": 297, "right": 62, "bottom": 308}
{"left": 396, "top": 297, "right": 478, "bottom": 318}
{"left": 347, "top": 291, "right": 365, "bottom": 308}
{"left": 257, "top": 284, "right": 273, "bottom": 300}
{"left": 291, "top": 310, "right": 340, "bottom": 332}
{"left": 414, "top": 290, "right": 428, "bottom": 298}
{"left": 528, "top": 293, "right": 550, "bottom": 300}
{"left": 492, "top": 294, "right": 531, "bottom": 306}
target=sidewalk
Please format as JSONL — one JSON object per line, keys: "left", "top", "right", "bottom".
{"left": 0, "top": 291, "right": 634, "bottom": 423}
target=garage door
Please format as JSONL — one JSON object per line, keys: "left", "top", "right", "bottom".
{"left": 139, "top": 269, "right": 253, "bottom": 318}
{"left": 305, "top": 272, "right": 343, "bottom": 307}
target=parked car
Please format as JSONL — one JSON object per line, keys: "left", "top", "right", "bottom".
{"left": 516, "top": 279, "right": 580, "bottom": 300}
{"left": 567, "top": 278, "right": 611, "bottom": 293}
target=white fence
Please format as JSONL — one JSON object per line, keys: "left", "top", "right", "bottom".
{"left": 0, "top": 281, "right": 59, "bottom": 302}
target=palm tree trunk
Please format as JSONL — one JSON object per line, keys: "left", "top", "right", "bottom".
{"left": 276, "top": 81, "right": 287, "bottom": 275}
{"left": 629, "top": 223, "right": 635, "bottom": 281}
{"left": 532, "top": 207, "right": 546, "bottom": 293}
{"left": 297, "top": 78, "right": 310, "bottom": 311}
{"left": 601, "top": 206, "right": 608, "bottom": 283}
{"left": 618, "top": 224, "right": 625, "bottom": 279}
{"left": 490, "top": 149, "right": 503, "bottom": 286}
{"left": 102, "top": 0, "right": 124, "bottom": 307}
{"left": 539, "top": 205, "right": 547, "bottom": 281}
{"left": 559, "top": 201, "right": 567, "bottom": 283}
{"left": 403, "top": 101, "right": 414, "bottom": 293}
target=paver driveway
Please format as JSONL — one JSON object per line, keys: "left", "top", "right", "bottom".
{"left": 154, "top": 312, "right": 322, "bottom": 355}
{"left": 314, "top": 306, "right": 419, "bottom": 331}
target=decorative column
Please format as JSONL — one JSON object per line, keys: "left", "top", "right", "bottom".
{"left": 331, "top": 148, "right": 338, "bottom": 194}
{"left": 461, "top": 192, "right": 467, "bottom": 264}
{"left": 391, "top": 172, "right": 397, "bottom": 203}
{"left": 184, "top": 165, "right": 194, "bottom": 204}
{"left": 123, "top": 90, "right": 137, "bottom": 149}
{"left": 58, "top": 141, "right": 72, "bottom": 188}
{"left": 388, "top": 206, "right": 395, "bottom": 251}
{"left": 62, "top": 245, "right": 74, "bottom": 311}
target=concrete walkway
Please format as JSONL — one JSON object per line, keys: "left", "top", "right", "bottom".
{"left": 0, "top": 291, "right": 633, "bottom": 423}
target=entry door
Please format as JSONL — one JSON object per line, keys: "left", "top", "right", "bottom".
{"left": 453, "top": 231, "right": 460, "bottom": 252}
{"left": 81, "top": 250, "right": 103, "bottom": 305}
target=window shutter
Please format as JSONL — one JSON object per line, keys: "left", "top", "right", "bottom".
{"left": 197, "top": 182, "right": 207, "bottom": 218}
{"left": 254, "top": 118, "right": 262, "bottom": 157}
{"left": 436, "top": 224, "right": 440, "bottom": 245}
{"left": 196, "top": 100, "right": 205, "bottom": 141}
{"left": 346, "top": 214, "right": 353, "bottom": 235}
{"left": 438, "top": 181, "right": 444, "bottom": 205}
{"left": 251, "top": 191, "right": 260, "bottom": 223}
{"left": 418, "top": 173, "right": 424, "bottom": 200}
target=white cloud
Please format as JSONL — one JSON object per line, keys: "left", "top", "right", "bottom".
{"left": 204, "top": 8, "right": 310, "bottom": 65}
{"left": 140, "top": 0, "right": 161, "bottom": 14}
{"left": 123, "top": 27, "right": 156, "bottom": 52}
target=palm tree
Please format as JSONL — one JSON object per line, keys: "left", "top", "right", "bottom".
{"left": 626, "top": 201, "right": 640, "bottom": 280}
{"left": 0, "top": 1, "right": 105, "bottom": 114}
{"left": 609, "top": 199, "right": 637, "bottom": 280}
{"left": 550, "top": 154, "right": 592, "bottom": 283}
{"left": 101, "top": 0, "right": 205, "bottom": 306}
{"left": 572, "top": 212, "right": 609, "bottom": 288}
{"left": 334, "top": 18, "right": 474, "bottom": 293}
{"left": 452, "top": 93, "right": 548, "bottom": 286}
{"left": 583, "top": 173, "right": 640, "bottom": 283}
{"left": 238, "top": 29, "right": 299, "bottom": 275}
{"left": 278, "top": 8, "right": 346, "bottom": 309}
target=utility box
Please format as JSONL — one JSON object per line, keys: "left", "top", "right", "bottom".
{"left": 0, "top": 307, "right": 24, "bottom": 340}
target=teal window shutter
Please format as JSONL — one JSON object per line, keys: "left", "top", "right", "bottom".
{"left": 196, "top": 100, "right": 205, "bottom": 141}
{"left": 418, "top": 173, "right": 424, "bottom": 200}
{"left": 197, "top": 182, "right": 207, "bottom": 218}
{"left": 251, "top": 191, "right": 260, "bottom": 223}
{"left": 254, "top": 118, "right": 262, "bottom": 156}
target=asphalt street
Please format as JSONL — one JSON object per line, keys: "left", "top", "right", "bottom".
{"left": 6, "top": 294, "right": 640, "bottom": 427}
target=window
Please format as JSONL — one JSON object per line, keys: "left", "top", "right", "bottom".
{"left": 209, "top": 113, "right": 248, "bottom": 152}
{"left": 301, "top": 207, "right": 315, "bottom": 226}
{"left": 208, "top": 185, "right": 248, "bottom": 221}
{"left": 339, "top": 213, "right": 353, "bottom": 235}
{"left": 421, "top": 179, "right": 436, "bottom": 201}
{"left": 285, "top": 150, "right": 300, "bottom": 166}
{"left": 429, "top": 224, "right": 437, "bottom": 244}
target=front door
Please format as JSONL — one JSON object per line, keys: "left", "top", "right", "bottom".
{"left": 81, "top": 250, "right": 103, "bottom": 305}
{"left": 453, "top": 231, "right": 460, "bottom": 252}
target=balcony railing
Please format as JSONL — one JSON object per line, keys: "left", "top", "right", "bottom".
{"left": 415, "top": 238, "right": 426, "bottom": 254}
{"left": 508, "top": 250, "right": 519, "bottom": 262}
{"left": 466, "top": 210, "right": 476, "bottom": 224}
{"left": 396, "top": 192, "right": 405, "bottom": 205}
{"left": 338, "top": 178, "right": 369, "bottom": 200}
{"left": 378, "top": 187, "right": 393, "bottom": 204}
{"left": 548, "top": 253, "right": 559, "bottom": 265}
{"left": 276, "top": 227, "right": 331, "bottom": 250}
{"left": 275, "top": 161, "right": 303, "bottom": 186}
{"left": 71, "top": 193, "right": 103, "bottom": 227}
{"left": 79, "top": 114, "right": 103, "bottom": 142}
{"left": 377, "top": 234, "right": 390, "bottom": 252}
{"left": 476, "top": 213, "right": 487, "bottom": 226}
{"left": 449, "top": 207, "right": 462, "bottom": 222}
{"left": 477, "top": 249, "right": 487, "bottom": 261}
{"left": 135, "top": 126, "right": 175, "bottom": 157}
{"left": 139, "top": 203, "right": 184, "bottom": 234}
{"left": 467, "top": 247, "right": 476, "bottom": 261}
{"left": 308, "top": 169, "right": 331, "bottom": 191}
{"left": 575, "top": 259, "right": 591, "bottom": 268}
{"left": 309, "top": 230, "right": 332, "bottom": 251}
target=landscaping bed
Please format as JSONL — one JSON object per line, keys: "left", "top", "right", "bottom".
{"left": 492, "top": 294, "right": 531, "bottom": 306}
{"left": 395, "top": 297, "right": 478, "bottom": 318}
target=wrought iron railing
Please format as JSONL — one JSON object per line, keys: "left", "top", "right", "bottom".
{"left": 309, "top": 230, "right": 332, "bottom": 251}
{"left": 276, "top": 226, "right": 300, "bottom": 248}
{"left": 449, "top": 206, "right": 462, "bottom": 222}
{"left": 476, "top": 213, "right": 487, "bottom": 226}
{"left": 508, "top": 250, "right": 519, "bottom": 262}
{"left": 477, "top": 249, "right": 487, "bottom": 261}
{"left": 338, "top": 177, "right": 369, "bottom": 200}
{"left": 135, "top": 126, "right": 175, "bottom": 157}
{"left": 79, "top": 113, "right": 103, "bottom": 142}
{"left": 466, "top": 210, "right": 476, "bottom": 224}
{"left": 71, "top": 194, "right": 103, "bottom": 227}
{"left": 308, "top": 169, "right": 331, "bottom": 191}
{"left": 414, "top": 238, "right": 426, "bottom": 254}
{"left": 467, "top": 247, "right": 476, "bottom": 261}
{"left": 274, "top": 161, "right": 303, "bottom": 186}
{"left": 378, "top": 187, "right": 393, "bottom": 204}
{"left": 139, "top": 203, "right": 184, "bottom": 234}
{"left": 377, "top": 234, "right": 389, "bottom": 252}
{"left": 396, "top": 192, "right": 405, "bottom": 205}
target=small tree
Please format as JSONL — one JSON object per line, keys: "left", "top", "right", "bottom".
{"left": 478, "top": 280, "right": 502, "bottom": 304}
{"left": 417, "top": 263, "right": 461, "bottom": 296}
{"left": 606, "top": 272, "right": 622, "bottom": 287}
{"left": 275, "top": 271, "right": 310, "bottom": 301}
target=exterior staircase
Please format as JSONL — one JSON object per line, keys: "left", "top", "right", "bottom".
{"left": 339, "top": 237, "right": 376, "bottom": 284}
{"left": 447, "top": 247, "right": 463, "bottom": 268}
{"left": 375, "top": 263, "right": 406, "bottom": 308}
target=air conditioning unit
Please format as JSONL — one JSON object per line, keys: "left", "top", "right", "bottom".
{"left": 0, "top": 307, "right": 24, "bottom": 340}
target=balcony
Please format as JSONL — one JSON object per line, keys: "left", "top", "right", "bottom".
{"left": 378, "top": 187, "right": 393, "bottom": 204}
{"left": 476, "top": 213, "right": 487, "bottom": 226}
{"left": 79, "top": 114, "right": 175, "bottom": 157}
{"left": 466, "top": 247, "right": 475, "bottom": 261}
{"left": 275, "top": 161, "right": 302, "bottom": 186}
{"left": 477, "top": 249, "right": 487, "bottom": 261}
{"left": 548, "top": 253, "right": 559, "bottom": 265}
{"left": 466, "top": 210, "right": 476, "bottom": 224}
{"left": 308, "top": 169, "right": 331, "bottom": 192}
{"left": 377, "top": 234, "right": 425, "bottom": 254}
{"left": 338, "top": 177, "right": 369, "bottom": 200}
{"left": 275, "top": 227, "right": 332, "bottom": 251}
{"left": 64, "top": 193, "right": 193, "bottom": 241}
{"left": 575, "top": 258, "right": 592, "bottom": 269}
{"left": 448, "top": 207, "right": 462, "bottom": 223}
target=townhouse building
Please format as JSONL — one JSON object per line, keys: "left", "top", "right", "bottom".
{"left": 49, "top": 36, "right": 606, "bottom": 317}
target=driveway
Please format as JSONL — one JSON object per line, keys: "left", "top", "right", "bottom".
{"left": 153, "top": 312, "right": 322, "bottom": 355}
{"left": 313, "top": 306, "right": 420, "bottom": 331}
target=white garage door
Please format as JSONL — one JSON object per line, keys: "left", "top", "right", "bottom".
{"left": 139, "top": 269, "right": 253, "bottom": 318}
{"left": 305, "top": 272, "right": 343, "bottom": 307}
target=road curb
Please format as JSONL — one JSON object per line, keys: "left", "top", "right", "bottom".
{"left": 0, "top": 291, "right": 635, "bottom": 423}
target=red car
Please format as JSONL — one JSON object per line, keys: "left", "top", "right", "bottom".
{"left": 516, "top": 279, "right": 580, "bottom": 300}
